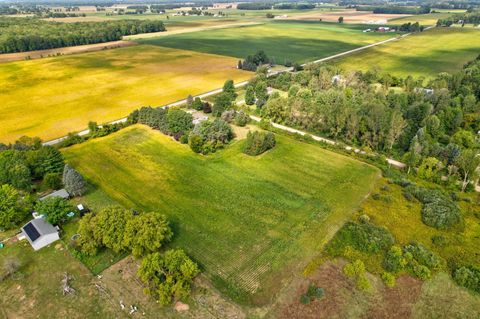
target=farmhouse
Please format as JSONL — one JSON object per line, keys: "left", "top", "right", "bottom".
{"left": 39, "top": 189, "right": 70, "bottom": 201}
{"left": 21, "top": 218, "right": 60, "bottom": 251}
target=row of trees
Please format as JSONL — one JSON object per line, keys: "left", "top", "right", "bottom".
{"left": 265, "top": 59, "right": 480, "bottom": 191}
{"left": 0, "top": 17, "right": 166, "bottom": 53}
{"left": 356, "top": 5, "right": 431, "bottom": 14}
{"left": 238, "top": 50, "right": 270, "bottom": 71}
{"left": 437, "top": 10, "right": 480, "bottom": 26}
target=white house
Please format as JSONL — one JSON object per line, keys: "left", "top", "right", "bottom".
{"left": 21, "top": 218, "right": 60, "bottom": 251}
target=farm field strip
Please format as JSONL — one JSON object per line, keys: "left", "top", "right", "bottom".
{"left": 139, "top": 20, "right": 396, "bottom": 64}
{"left": 334, "top": 27, "right": 480, "bottom": 78}
{"left": 0, "top": 45, "right": 251, "bottom": 143}
{"left": 63, "top": 125, "right": 379, "bottom": 303}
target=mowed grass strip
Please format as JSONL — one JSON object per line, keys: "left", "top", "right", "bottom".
{"left": 0, "top": 45, "right": 251, "bottom": 143}
{"left": 63, "top": 125, "right": 379, "bottom": 304}
{"left": 335, "top": 27, "right": 480, "bottom": 78}
{"left": 139, "top": 20, "right": 394, "bottom": 64}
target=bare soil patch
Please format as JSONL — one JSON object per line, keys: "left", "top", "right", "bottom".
{"left": 286, "top": 10, "right": 411, "bottom": 24}
{"left": 0, "top": 40, "right": 136, "bottom": 63}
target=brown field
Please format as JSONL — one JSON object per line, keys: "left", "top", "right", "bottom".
{"left": 286, "top": 10, "right": 411, "bottom": 24}
{"left": 0, "top": 40, "right": 136, "bottom": 63}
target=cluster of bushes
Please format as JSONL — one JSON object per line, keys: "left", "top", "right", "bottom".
{"left": 188, "top": 96, "right": 212, "bottom": 113}
{"left": 326, "top": 220, "right": 395, "bottom": 255}
{"left": 383, "top": 243, "right": 442, "bottom": 280}
{"left": 245, "top": 78, "right": 269, "bottom": 107}
{"left": 300, "top": 283, "right": 324, "bottom": 304}
{"left": 138, "top": 249, "right": 200, "bottom": 305}
{"left": 129, "top": 106, "right": 193, "bottom": 141}
{"left": 76, "top": 206, "right": 173, "bottom": 257}
{"left": 343, "top": 259, "right": 371, "bottom": 290}
{"left": 242, "top": 131, "right": 276, "bottom": 156}
{"left": 398, "top": 22, "right": 424, "bottom": 32}
{"left": 189, "top": 119, "right": 234, "bottom": 154}
{"left": 0, "top": 17, "right": 166, "bottom": 53}
{"left": 453, "top": 266, "right": 480, "bottom": 293}
{"left": 404, "top": 185, "right": 462, "bottom": 230}
{"left": 0, "top": 137, "right": 64, "bottom": 191}
{"left": 238, "top": 50, "right": 269, "bottom": 71}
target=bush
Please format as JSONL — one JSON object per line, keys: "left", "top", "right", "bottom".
{"left": 221, "top": 110, "right": 236, "bottom": 123}
{"left": 327, "top": 221, "right": 394, "bottom": 256}
{"left": 381, "top": 272, "right": 396, "bottom": 287}
{"left": 43, "top": 173, "right": 62, "bottom": 189}
{"left": 404, "top": 242, "right": 442, "bottom": 270}
{"left": 383, "top": 245, "right": 406, "bottom": 273}
{"left": 405, "top": 185, "right": 462, "bottom": 230}
{"left": 188, "top": 134, "right": 204, "bottom": 154}
{"left": 242, "top": 131, "right": 276, "bottom": 156}
{"left": 453, "top": 266, "right": 480, "bottom": 293}
{"left": 234, "top": 111, "right": 249, "bottom": 127}
{"left": 192, "top": 97, "right": 203, "bottom": 111}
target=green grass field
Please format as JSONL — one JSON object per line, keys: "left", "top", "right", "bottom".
{"left": 0, "top": 45, "right": 251, "bottom": 143}
{"left": 63, "top": 125, "right": 379, "bottom": 304}
{"left": 335, "top": 27, "right": 480, "bottom": 78}
{"left": 139, "top": 20, "right": 395, "bottom": 64}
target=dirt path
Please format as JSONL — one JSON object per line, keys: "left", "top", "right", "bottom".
{"left": 0, "top": 41, "right": 136, "bottom": 63}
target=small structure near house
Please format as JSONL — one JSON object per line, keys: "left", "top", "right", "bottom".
{"left": 40, "top": 189, "right": 70, "bottom": 201}
{"left": 376, "top": 26, "right": 391, "bottom": 32}
{"left": 21, "top": 218, "right": 60, "bottom": 251}
{"left": 363, "top": 28, "right": 372, "bottom": 33}
{"left": 77, "top": 204, "right": 90, "bottom": 217}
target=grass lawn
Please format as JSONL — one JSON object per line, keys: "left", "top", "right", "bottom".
{"left": 334, "top": 27, "right": 480, "bottom": 79}
{"left": 62, "top": 125, "right": 379, "bottom": 305}
{"left": 0, "top": 240, "right": 116, "bottom": 318}
{"left": 0, "top": 45, "right": 251, "bottom": 143}
{"left": 139, "top": 20, "right": 395, "bottom": 64}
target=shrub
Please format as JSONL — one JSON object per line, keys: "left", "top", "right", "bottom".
{"left": 242, "top": 131, "right": 276, "bottom": 156}
{"left": 327, "top": 221, "right": 394, "bottom": 256}
{"left": 202, "top": 102, "right": 212, "bottom": 114}
{"left": 300, "top": 294, "right": 310, "bottom": 305}
{"left": 43, "top": 173, "right": 62, "bottom": 190}
{"left": 383, "top": 245, "right": 406, "bottom": 273}
{"left": 431, "top": 235, "right": 448, "bottom": 247}
{"left": 221, "top": 110, "right": 236, "bottom": 123}
{"left": 381, "top": 272, "right": 396, "bottom": 287}
{"left": 405, "top": 185, "right": 462, "bottom": 230}
{"left": 192, "top": 97, "right": 203, "bottom": 111}
{"left": 453, "top": 266, "right": 480, "bottom": 293}
{"left": 234, "top": 111, "right": 249, "bottom": 127}
{"left": 404, "top": 242, "right": 442, "bottom": 270}
{"left": 188, "top": 134, "right": 204, "bottom": 154}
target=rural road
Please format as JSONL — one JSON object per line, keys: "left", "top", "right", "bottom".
{"left": 43, "top": 29, "right": 416, "bottom": 147}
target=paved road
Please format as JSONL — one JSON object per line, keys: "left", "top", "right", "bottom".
{"left": 43, "top": 30, "right": 414, "bottom": 147}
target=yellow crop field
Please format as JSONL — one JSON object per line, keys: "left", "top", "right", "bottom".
{"left": 0, "top": 45, "right": 251, "bottom": 143}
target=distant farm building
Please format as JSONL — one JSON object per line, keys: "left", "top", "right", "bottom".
{"left": 21, "top": 218, "right": 60, "bottom": 251}
{"left": 377, "top": 27, "right": 391, "bottom": 32}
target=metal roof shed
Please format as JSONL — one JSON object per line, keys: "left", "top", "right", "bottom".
{"left": 21, "top": 218, "right": 60, "bottom": 251}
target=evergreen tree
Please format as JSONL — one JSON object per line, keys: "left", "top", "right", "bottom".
{"left": 245, "top": 85, "right": 255, "bottom": 105}
{"left": 63, "top": 165, "right": 86, "bottom": 196}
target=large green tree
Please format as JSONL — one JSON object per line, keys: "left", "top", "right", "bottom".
{"left": 0, "top": 184, "right": 30, "bottom": 230}
{"left": 138, "top": 249, "right": 200, "bottom": 305}
{"left": 35, "top": 197, "right": 74, "bottom": 226}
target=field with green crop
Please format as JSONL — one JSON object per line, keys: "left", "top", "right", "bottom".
{"left": 139, "top": 20, "right": 395, "bottom": 64}
{"left": 63, "top": 125, "right": 379, "bottom": 304}
{"left": 335, "top": 27, "right": 480, "bottom": 78}
{"left": 0, "top": 45, "right": 250, "bottom": 143}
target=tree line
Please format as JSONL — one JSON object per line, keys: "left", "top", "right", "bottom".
{"left": 437, "top": 10, "right": 480, "bottom": 26}
{"left": 262, "top": 57, "right": 480, "bottom": 191}
{"left": 355, "top": 5, "right": 431, "bottom": 15}
{"left": 0, "top": 17, "right": 166, "bottom": 53}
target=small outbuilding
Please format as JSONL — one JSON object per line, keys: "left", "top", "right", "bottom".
{"left": 40, "top": 189, "right": 70, "bottom": 201}
{"left": 21, "top": 218, "right": 60, "bottom": 251}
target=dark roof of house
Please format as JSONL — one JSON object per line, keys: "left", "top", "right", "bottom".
{"left": 22, "top": 218, "right": 58, "bottom": 242}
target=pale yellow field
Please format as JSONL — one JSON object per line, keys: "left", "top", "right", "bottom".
{"left": 0, "top": 45, "right": 251, "bottom": 142}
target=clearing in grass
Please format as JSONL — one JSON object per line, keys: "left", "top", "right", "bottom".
{"left": 334, "top": 27, "right": 480, "bottom": 79}
{"left": 0, "top": 45, "right": 251, "bottom": 143}
{"left": 62, "top": 125, "right": 379, "bottom": 305}
{"left": 139, "top": 20, "right": 396, "bottom": 64}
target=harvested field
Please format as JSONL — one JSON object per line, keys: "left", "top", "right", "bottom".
{"left": 0, "top": 40, "right": 135, "bottom": 63}
{"left": 0, "top": 45, "right": 251, "bottom": 143}
{"left": 63, "top": 125, "right": 380, "bottom": 305}
{"left": 285, "top": 10, "right": 411, "bottom": 24}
